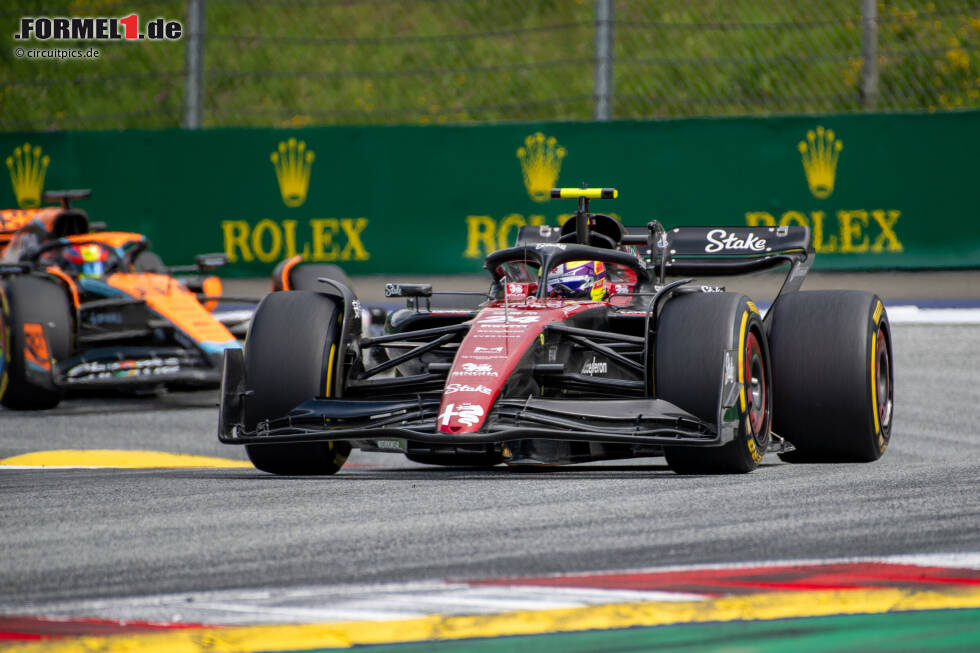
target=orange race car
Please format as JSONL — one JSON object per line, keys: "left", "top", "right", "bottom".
{"left": 0, "top": 190, "right": 253, "bottom": 410}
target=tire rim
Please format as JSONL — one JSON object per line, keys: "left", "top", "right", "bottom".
{"left": 876, "top": 326, "right": 893, "bottom": 431}
{"left": 745, "top": 331, "right": 768, "bottom": 436}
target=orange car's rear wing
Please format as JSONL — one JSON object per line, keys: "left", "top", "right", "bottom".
{"left": 1, "top": 190, "right": 93, "bottom": 252}
{"left": 0, "top": 207, "right": 89, "bottom": 250}
{"left": 43, "top": 189, "right": 91, "bottom": 210}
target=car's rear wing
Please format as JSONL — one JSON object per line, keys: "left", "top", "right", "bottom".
{"left": 0, "top": 190, "right": 92, "bottom": 247}
{"left": 516, "top": 221, "right": 814, "bottom": 296}
{"left": 623, "top": 224, "right": 812, "bottom": 274}
{"left": 630, "top": 224, "right": 813, "bottom": 297}
{"left": 515, "top": 188, "right": 815, "bottom": 297}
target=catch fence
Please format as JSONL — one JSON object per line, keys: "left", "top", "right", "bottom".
{"left": 1, "top": 0, "right": 977, "bottom": 130}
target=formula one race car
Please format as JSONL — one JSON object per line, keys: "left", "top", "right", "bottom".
{"left": 0, "top": 190, "right": 251, "bottom": 410}
{"left": 219, "top": 188, "right": 893, "bottom": 475}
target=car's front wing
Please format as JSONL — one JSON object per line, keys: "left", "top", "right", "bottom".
{"left": 51, "top": 346, "right": 225, "bottom": 389}
{"left": 218, "top": 350, "right": 735, "bottom": 448}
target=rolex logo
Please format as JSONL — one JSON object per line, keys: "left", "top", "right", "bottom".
{"left": 6, "top": 143, "right": 50, "bottom": 209}
{"left": 798, "top": 126, "right": 842, "bottom": 199}
{"left": 516, "top": 132, "right": 566, "bottom": 203}
{"left": 270, "top": 138, "right": 315, "bottom": 207}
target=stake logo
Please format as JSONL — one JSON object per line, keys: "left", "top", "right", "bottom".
{"left": 516, "top": 132, "right": 566, "bottom": 202}
{"left": 14, "top": 15, "right": 182, "bottom": 41}
{"left": 705, "top": 229, "right": 768, "bottom": 253}
{"left": 5, "top": 143, "right": 49, "bottom": 209}
{"left": 444, "top": 383, "right": 492, "bottom": 395}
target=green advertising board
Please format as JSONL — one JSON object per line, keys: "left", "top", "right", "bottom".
{"left": 1, "top": 110, "right": 977, "bottom": 275}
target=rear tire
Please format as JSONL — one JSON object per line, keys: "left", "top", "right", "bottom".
{"left": 768, "top": 291, "right": 893, "bottom": 463}
{"left": 243, "top": 290, "right": 350, "bottom": 475}
{"left": 132, "top": 251, "right": 166, "bottom": 273}
{"left": 656, "top": 292, "right": 772, "bottom": 474}
{"left": 0, "top": 275, "right": 73, "bottom": 410}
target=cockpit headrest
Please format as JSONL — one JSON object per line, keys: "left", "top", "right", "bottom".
{"left": 51, "top": 210, "right": 89, "bottom": 238}
{"left": 558, "top": 213, "right": 624, "bottom": 249}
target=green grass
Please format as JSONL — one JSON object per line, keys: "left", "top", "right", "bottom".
{"left": 1, "top": 0, "right": 976, "bottom": 131}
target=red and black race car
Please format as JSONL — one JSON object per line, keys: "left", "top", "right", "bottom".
{"left": 219, "top": 188, "right": 893, "bottom": 475}
{"left": 0, "top": 190, "right": 253, "bottom": 410}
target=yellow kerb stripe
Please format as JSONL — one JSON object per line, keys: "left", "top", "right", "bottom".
{"left": 0, "top": 450, "right": 251, "bottom": 469}
{"left": 7, "top": 587, "right": 980, "bottom": 653}
{"left": 738, "top": 311, "right": 748, "bottom": 412}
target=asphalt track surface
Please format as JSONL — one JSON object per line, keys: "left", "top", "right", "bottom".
{"left": 1, "top": 322, "right": 979, "bottom": 615}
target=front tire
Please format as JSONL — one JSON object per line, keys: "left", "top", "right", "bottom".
{"left": 272, "top": 259, "right": 352, "bottom": 293}
{"left": 656, "top": 292, "right": 772, "bottom": 474}
{"left": 0, "top": 275, "right": 73, "bottom": 410}
{"left": 243, "top": 290, "right": 350, "bottom": 475}
{"left": 768, "top": 291, "right": 893, "bottom": 463}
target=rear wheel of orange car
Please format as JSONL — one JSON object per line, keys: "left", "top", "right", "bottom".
{"left": 243, "top": 290, "right": 350, "bottom": 475}
{"left": 0, "top": 275, "right": 73, "bottom": 410}
{"left": 132, "top": 251, "right": 166, "bottom": 273}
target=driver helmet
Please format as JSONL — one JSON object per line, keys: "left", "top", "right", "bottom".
{"left": 547, "top": 260, "right": 607, "bottom": 300}
{"left": 63, "top": 243, "right": 109, "bottom": 279}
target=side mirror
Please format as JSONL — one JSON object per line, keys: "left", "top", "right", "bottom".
{"left": 196, "top": 253, "right": 228, "bottom": 271}
{"left": 647, "top": 220, "right": 668, "bottom": 286}
{"left": 384, "top": 283, "right": 432, "bottom": 298}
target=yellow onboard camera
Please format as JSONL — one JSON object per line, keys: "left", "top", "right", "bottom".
{"left": 550, "top": 187, "right": 618, "bottom": 200}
